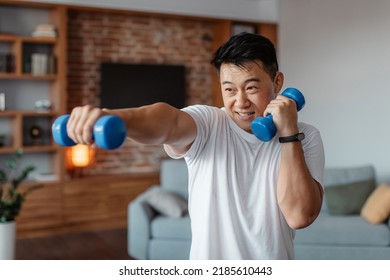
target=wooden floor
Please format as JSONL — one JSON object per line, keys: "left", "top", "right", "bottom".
{"left": 15, "top": 228, "right": 134, "bottom": 260}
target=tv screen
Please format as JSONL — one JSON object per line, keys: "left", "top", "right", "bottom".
{"left": 100, "top": 63, "right": 186, "bottom": 109}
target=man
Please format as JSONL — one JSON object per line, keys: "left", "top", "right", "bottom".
{"left": 66, "top": 32, "right": 325, "bottom": 259}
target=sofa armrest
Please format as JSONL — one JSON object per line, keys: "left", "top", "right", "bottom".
{"left": 128, "top": 186, "right": 159, "bottom": 260}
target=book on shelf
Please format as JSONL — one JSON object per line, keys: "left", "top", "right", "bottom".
{"left": 32, "top": 24, "right": 57, "bottom": 38}
{"left": 31, "top": 53, "right": 56, "bottom": 75}
{"left": 0, "top": 53, "right": 15, "bottom": 73}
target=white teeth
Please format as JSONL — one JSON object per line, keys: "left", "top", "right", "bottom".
{"left": 237, "top": 112, "right": 253, "bottom": 116}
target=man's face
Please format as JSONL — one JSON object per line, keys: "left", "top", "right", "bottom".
{"left": 220, "top": 61, "right": 282, "bottom": 133}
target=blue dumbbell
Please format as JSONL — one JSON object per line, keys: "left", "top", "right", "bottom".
{"left": 52, "top": 114, "right": 126, "bottom": 150}
{"left": 250, "top": 88, "right": 305, "bottom": 142}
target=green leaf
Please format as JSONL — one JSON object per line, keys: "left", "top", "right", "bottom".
{"left": 13, "top": 165, "right": 36, "bottom": 189}
{"left": 6, "top": 159, "right": 16, "bottom": 170}
{"left": 15, "top": 149, "right": 23, "bottom": 158}
{"left": 0, "top": 170, "right": 6, "bottom": 185}
{"left": 0, "top": 150, "right": 41, "bottom": 222}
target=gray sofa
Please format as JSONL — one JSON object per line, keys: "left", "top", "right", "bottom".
{"left": 295, "top": 165, "right": 390, "bottom": 259}
{"left": 128, "top": 160, "right": 390, "bottom": 260}
{"left": 128, "top": 159, "right": 191, "bottom": 260}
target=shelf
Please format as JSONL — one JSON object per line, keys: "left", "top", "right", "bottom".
{"left": 0, "top": 145, "right": 59, "bottom": 154}
{"left": 0, "top": 33, "right": 18, "bottom": 41}
{"left": 0, "top": 146, "right": 17, "bottom": 154}
{"left": 0, "top": 35, "right": 58, "bottom": 77}
{"left": 20, "top": 36, "right": 57, "bottom": 44}
{"left": 0, "top": 110, "right": 57, "bottom": 117}
{"left": 0, "top": 73, "right": 57, "bottom": 80}
{"left": 0, "top": 34, "right": 57, "bottom": 44}
{"left": 21, "top": 145, "right": 59, "bottom": 153}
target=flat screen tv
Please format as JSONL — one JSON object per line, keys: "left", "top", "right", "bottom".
{"left": 100, "top": 63, "right": 186, "bottom": 109}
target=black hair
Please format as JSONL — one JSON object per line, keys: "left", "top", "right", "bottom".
{"left": 210, "top": 32, "right": 279, "bottom": 79}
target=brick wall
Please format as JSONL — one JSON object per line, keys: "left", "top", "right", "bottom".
{"left": 67, "top": 9, "right": 214, "bottom": 175}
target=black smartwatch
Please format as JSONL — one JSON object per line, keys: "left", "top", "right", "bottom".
{"left": 279, "top": 133, "right": 305, "bottom": 143}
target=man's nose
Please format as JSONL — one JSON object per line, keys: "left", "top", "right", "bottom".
{"left": 235, "top": 92, "right": 250, "bottom": 108}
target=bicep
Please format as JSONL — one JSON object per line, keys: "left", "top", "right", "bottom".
{"left": 165, "top": 110, "right": 197, "bottom": 156}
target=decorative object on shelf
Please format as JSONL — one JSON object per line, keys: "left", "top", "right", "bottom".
{"left": 0, "top": 92, "right": 4, "bottom": 111}
{"left": 29, "top": 125, "right": 43, "bottom": 145}
{"left": 0, "top": 150, "right": 42, "bottom": 259}
{"left": 32, "top": 24, "right": 57, "bottom": 38}
{"left": 232, "top": 23, "right": 257, "bottom": 35}
{"left": 34, "top": 99, "right": 52, "bottom": 111}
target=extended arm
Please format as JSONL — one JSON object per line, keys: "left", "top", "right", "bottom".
{"left": 66, "top": 102, "right": 196, "bottom": 156}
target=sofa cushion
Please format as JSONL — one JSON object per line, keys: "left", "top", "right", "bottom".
{"left": 151, "top": 215, "right": 191, "bottom": 240}
{"left": 149, "top": 239, "right": 191, "bottom": 260}
{"left": 294, "top": 212, "right": 390, "bottom": 247}
{"left": 324, "top": 179, "right": 376, "bottom": 215}
{"left": 322, "top": 165, "right": 375, "bottom": 211}
{"left": 146, "top": 188, "right": 188, "bottom": 218}
{"left": 361, "top": 182, "right": 390, "bottom": 224}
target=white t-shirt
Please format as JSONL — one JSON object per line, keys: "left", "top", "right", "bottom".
{"left": 165, "top": 105, "right": 325, "bottom": 260}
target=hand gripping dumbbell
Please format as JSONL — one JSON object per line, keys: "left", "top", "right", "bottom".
{"left": 52, "top": 114, "right": 126, "bottom": 150}
{"left": 250, "top": 88, "right": 305, "bottom": 142}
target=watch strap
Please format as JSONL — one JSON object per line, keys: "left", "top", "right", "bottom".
{"left": 279, "top": 133, "right": 305, "bottom": 143}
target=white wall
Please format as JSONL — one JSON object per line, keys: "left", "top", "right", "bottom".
{"left": 35, "top": 0, "right": 278, "bottom": 22}
{"left": 279, "top": 0, "right": 390, "bottom": 183}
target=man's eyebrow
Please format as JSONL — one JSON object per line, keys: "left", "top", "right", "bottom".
{"left": 222, "top": 78, "right": 260, "bottom": 85}
{"left": 245, "top": 78, "right": 260, "bottom": 83}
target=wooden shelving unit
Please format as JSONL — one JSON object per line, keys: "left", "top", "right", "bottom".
{"left": 0, "top": 1, "right": 68, "bottom": 237}
{"left": 0, "top": 2, "right": 67, "bottom": 183}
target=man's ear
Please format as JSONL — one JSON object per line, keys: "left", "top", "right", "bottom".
{"left": 274, "top": 72, "right": 284, "bottom": 93}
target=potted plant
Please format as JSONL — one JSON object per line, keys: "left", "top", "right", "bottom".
{"left": 0, "top": 150, "right": 42, "bottom": 259}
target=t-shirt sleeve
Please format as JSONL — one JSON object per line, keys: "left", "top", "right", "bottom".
{"left": 164, "top": 105, "right": 216, "bottom": 159}
{"left": 300, "top": 123, "right": 325, "bottom": 188}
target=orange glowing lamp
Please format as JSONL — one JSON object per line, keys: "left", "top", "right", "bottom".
{"left": 66, "top": 144, "right": 95, "bottom": 169}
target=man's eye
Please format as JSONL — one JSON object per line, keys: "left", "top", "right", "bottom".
{"left": 246, "top": 86, "right": 258, "bottom": 92}
{"left": 224, "top": 88, "right": 234, "bottom": 94}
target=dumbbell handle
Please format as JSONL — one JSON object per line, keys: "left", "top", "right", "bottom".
{"left": 250, "top": 88, "right": 305, "bottom": 142}
{"left": 52, "top": 114, "right": 126, "bottom": 150}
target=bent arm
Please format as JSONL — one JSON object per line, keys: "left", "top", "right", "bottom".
{"left": 277, "top": 142, "right": 323, "bottom": 229}
{"left": 266, "top": 95, "right": 323, "bottom": 229}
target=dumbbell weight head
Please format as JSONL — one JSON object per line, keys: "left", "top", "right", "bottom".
{"left": 250, "top": 88, "right": 305, "bottom": 142}
{"left": 93, "top": 115, "right": 126, "bottom": 150}
{"left": 282, "top": 87, "right": 305, "bottom": 111}
{"left": 52, "top": 114, "right": 126, "bottom": 150}
{"left": 52, "top": 114, "right": 76, "bottom": 146}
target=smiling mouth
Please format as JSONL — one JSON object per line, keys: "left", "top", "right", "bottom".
{"left": 236, "top": 111, "right": 255, "bottom": 120}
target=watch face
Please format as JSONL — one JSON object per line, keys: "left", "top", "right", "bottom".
{"left": 297, "top": 133, "right": 305, "bottom": 141}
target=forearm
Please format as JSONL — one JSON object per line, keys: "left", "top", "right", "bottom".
{"left": 277, "top": 142, "right": 323, "bottom": 229}
{"left": 104, "top": 102, "right": 195, "bottom": 146}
